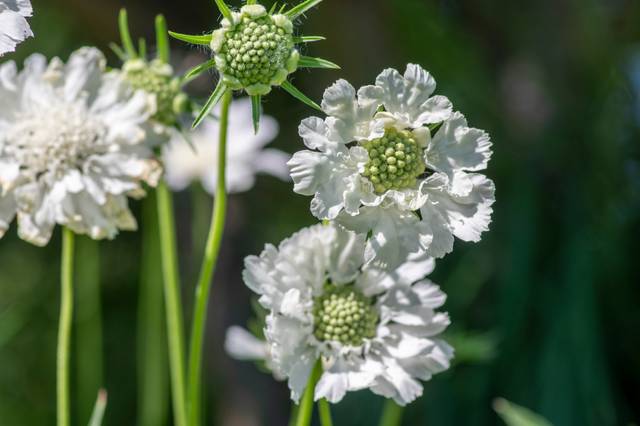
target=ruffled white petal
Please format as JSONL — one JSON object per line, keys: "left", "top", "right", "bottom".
{"left": 0, "top": 0, "right": 33, "bottom": 56}
{"left": 224, "top": 326, "right": 268, "bottom": 361}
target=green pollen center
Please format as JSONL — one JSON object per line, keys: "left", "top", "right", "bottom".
{"left": 124, "top": 60, "right": 186, "bottom": 126}
{"left": 360, "top": 127, "right": 426, "bottom": 193}
{"left": 313, "top": 284, "right": 378, "bottom": 346}
{"left": 219, "top": 16, "right": 294, "bottom": 86}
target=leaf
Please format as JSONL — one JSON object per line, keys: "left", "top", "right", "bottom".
{"left": 88, "top": 390, "right": 108, "bottom": 426}
{"left": 192, "top": 81, "right": 227, "bottom": 129}
{"left": 118, "top": 9, "right": 137, "bottom": 58}
{"left": 281, "top": 81, "right": 322, "bottom": 111}
{"left": 184, "top": 59, "right": 217, "bottom": 81}
{"left": 298, "top": 56, "right": 340, "bottom": 69}
{"left": 155, "top": 15, "right": 170, "bottom": 63}
{"left": 285, "top": 0, "right": 323, "bottom": 19}
{"left": 168, "top": 31, "right": 213, "bottom": 46}
{"left": 214, "top": 0, "right": 233, "bottom": 21}
{"left": 251, "top": 95, "right": 262, "bottom": 134}
{"left": 292, "top": 35, "right": 326, "bottom": 43}
{"left": 108, "top": 43, "right": 127, "bottom": 62}
{"left": 493, "top": 398, "right": 553, "bottom": 426}
{"left": 138, "top": 38, "right": 147, "bottom": 59}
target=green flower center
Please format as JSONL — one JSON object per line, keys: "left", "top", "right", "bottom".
{"left": 219, "top": 16, "right": 294, "bottom": 87}
{"left": 313, "top": 284, "right": 378, "bottom": 346}
{"left": 124, "top": 60, "right": 186, "bottom": 126}
{"left": 360, "top": 127, "right": 426, "bottom": 193}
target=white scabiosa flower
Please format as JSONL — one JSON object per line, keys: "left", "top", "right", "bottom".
{"left": 243, "top": 223, "right": 453, "bottom": 406}
{"left": 0, "top": 47, "right": 161, "bottom": 245}
{"left": 0, "top": 0, "right": 33, "bottom": 56}
{"left": 288, "top": 64, "right": 495, "bottom": 264}
{"left": 163, "top": 98, "right": 289, "bottom": 194}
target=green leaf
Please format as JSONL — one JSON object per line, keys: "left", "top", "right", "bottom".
{"left": 269, "top": 2, "right": 279, "bottom": 13}
{"left": 184, "top": 59, "right": 217, "bottom": 81}
{"left": 493, "top": 398, "right": 553, "bottom": 426}
{"left": 87, "top": 390, "right": 107, "bottom": 426}
{"left": 281, "top": 81, "right": 321, "bottom": 111}
{"left": 285, "top": 0, "right": 322, "bottom": 19}
{"left": 251, "top": 95, "right": 261, "bottom": 134}
{"left": 118, "top": 9, "right": 137, "bottom": 58}
{"left": 168, "top": 31, "right": 212, "bottom": 46}
{"left": 298, "top": 56, "right": 340, "bottom": 69}
{"left": 138, "top": 38, "right": 147, "bottom": 59}
{"left": 292, "top": 35, "right": 326, "bottom": 43}
{"left": 246, "top": 0, "right": 257, "bottom": 4}
{"left": 214, "top": 0, "right": 233, "bottom": 21}
{"left": 155, "top": 15, "right": 170, "bottom": 63}
{"left": 108, "top": 43, "right": 127, "bottom": 62}
{"left": 192, "top": 81, "right": 228, "bottom": 129}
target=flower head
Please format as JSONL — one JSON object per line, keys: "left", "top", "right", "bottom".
{"left": 0, "top": 47, "right": 161, "bottom": 245}
{"left": 0, "top": 0, "right": 33, "bottom": 56}
{"left": 163, "top": 97, "right": 289, "bottom": 194}
{"left": 170, "top": 0, "right": 339, "bottom": 131}
{"left": 243, "top": 223, "right": 453, "bottom": 405}
{"left": 288, "top": 64, "right": 495, "bottom": 265}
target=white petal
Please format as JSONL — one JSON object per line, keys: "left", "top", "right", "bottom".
{"left": 63, "top": 47, "right": 105, "bottom": 101}
{"left": 224, "top": 326, "right": 268, "bottom": 361}
{"left": 0, "top": 191, "right": 16, "bottom": 238}
{"left": 0, "top": 1, "right": 33, "bottom": 57}
{"left": 328, "top": 224, "right": 366, "bottom": 284}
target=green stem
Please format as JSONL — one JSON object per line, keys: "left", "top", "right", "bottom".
{"left": 57, "top": 228, "right": 75, "bottom": 426}
{"left": 75, "top": 237, "right": 103, "bottom": 424}
{"left": 295, "top": 361, "right": 322, "bottom": 426}
{"left": 137, "top": 195, "right": 169, "bottom": 426}
{"left": 187, "top": 89, "right": 232, "bottom": 426}
{"left": 318, "top": 399, "right": 333, "bottom": 426}
{"left": 378, "top": 400, "right": 404, "bottom": 426}
{"left": 157, "top": 182, "right": 188, "bottom": 426}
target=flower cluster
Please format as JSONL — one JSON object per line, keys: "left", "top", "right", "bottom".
{"left": 0, "top": 48, "right": 161, "bottom": 245}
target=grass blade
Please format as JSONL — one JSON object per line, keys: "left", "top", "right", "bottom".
{"left": 251, "top": 95, "right": 261, "bottom": 134}
{"left": 155, "top": 15, "right": 170, "bottom": 63}
{"left": 118, "top": 9, "right": 137, "bottom": 58}
{"left": 193, "top": 81, "right": 228, "bottom": 129}
{"left": 284, "top": 0, "right": 322, "bottom": 19}
{"left": 298, "top": 56, "right": 340, "bottom": 69}
{"left": 168, "top": 31, "right": 212, "bottom": 46}
{"left": 281, "top": 80, "right": 321, "bottom": 111}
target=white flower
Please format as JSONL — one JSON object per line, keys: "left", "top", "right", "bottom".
{"left": 288, "top": 64, "right": 495, "bottom": 264}
{"left": 0, "top": 0, "right": 33, "bottom": 56}
{"left": 243, "top": 223, "right": 453, "bottom": 406}
{"left": 163, "top": 98, "right": 289, "bottom": 194}
{"left": 224, "top": 325, "right": 285, "bottom": 381}
{"left": 0, "top": 47, "right": 161, "bottom": 245}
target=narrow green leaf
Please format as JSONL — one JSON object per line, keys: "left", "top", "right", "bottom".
{"left": 184, "top": 59, "right": 217, "bottom": 81}
{"left": 168, "top": 31, "right": 213, "bottom": 46}
{"left": 246, "top": 0, "right": 258, "bottom": 4}
{"left": 279, "top": 3, "right": 287, "bottom": 13}
{"left": 214, "top": 0, "right": 233, "bottom": 21}
{"left": 281, "top": 81, "right": 321, "bottom": 111}
{"left": 284, "top": 0, "right": 322, "bottom": 19}
{"left": 108, "top": 43, "right": 127, "bottom": 62}
{"left": 192, "top": 81, "right": 227, "bottom": 129}
{"left": 88, "top": 390, "right": 107, "bottom": 426}
{"left": 269, "top": 2, "right": 279, "bottom": 13}
{"left": 155, "top": 15, "right": 170, "bottom": 63}
{"left": 138, "top": 38, "right": 147, "bottom": 59}
{"left": 292, "top": 35, "right": 326, "bottom": 43}
{"left": 493, "top": 398, "right": 553, "bottom": 426}
{"left": 298, "top": 56, "right": 340, "bottom": 69}
{"left": 118, "top": 9, "right": 137, "bottom": 58}
{"left": 251, "top": 95, "right": 261, "bottom": 134}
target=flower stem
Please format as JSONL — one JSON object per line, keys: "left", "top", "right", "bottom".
{"left": 294, "top": 361, "right": 322, "bottom": 426}
{"left": 57, "top": 228, "right": 75, "bottom": 426}
{"left": 318, "top": 399, "right": 334, "bottom": 426}
{"left": 187, "top": 89, "right": 232, "bottom": 426}
{"left": 378, "top": 400, "right": 404, "bottom": 426}
{"left": 157, "top": 182, "right": 188, "bottom": 426}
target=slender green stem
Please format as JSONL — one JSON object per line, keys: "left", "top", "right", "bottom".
{"left": 137, "top": 195, "right": 169, "bottom": 426}
{"left": 186, "top": 89, "right": 232, "bottom": 426}
{"left": 75, "top": 237, "right": 103, "bottom": 424}
{"left": 318, "top": 399, "right": 333, "bottom": 426}
{"left": 295, "top": 361, "right": 322, "bottom": 426}
{"left": 157, "top": 182, "right": 188, "bottom": 426}
{"left": 57, "top": 228, "right": 75, "bottom": 426}
{"left": 378, "top": 400, "right": 404, "bottom": 426}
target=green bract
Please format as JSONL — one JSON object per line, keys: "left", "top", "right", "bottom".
{"left": 170, "top": 0, "right": 338, "bottom": 131}
{"left": 313, "top": 284, "right": 378, "bottom": 346}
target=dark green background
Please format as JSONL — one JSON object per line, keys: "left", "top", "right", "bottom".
{"left": 1, "top": 0, "right": 639, "bottom": 425}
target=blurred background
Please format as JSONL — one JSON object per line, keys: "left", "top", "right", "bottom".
{"left": 1, "top": 0, "right": 639, "bottom": 424}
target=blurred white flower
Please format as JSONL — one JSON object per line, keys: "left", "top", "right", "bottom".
{"left": 0, "top": 0, "right": 33, "bottom": 56}
{"left": 243, "top": 223, "right": 453, "bottom": 406}
{"left": 0, "top": 47, "right": 161, "bottom": 245}
{"left": 163, "top": 97, "right": 289, "bottom": 194}
{"left": 288, "top": 64, "right": 494, "bottom": 265}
